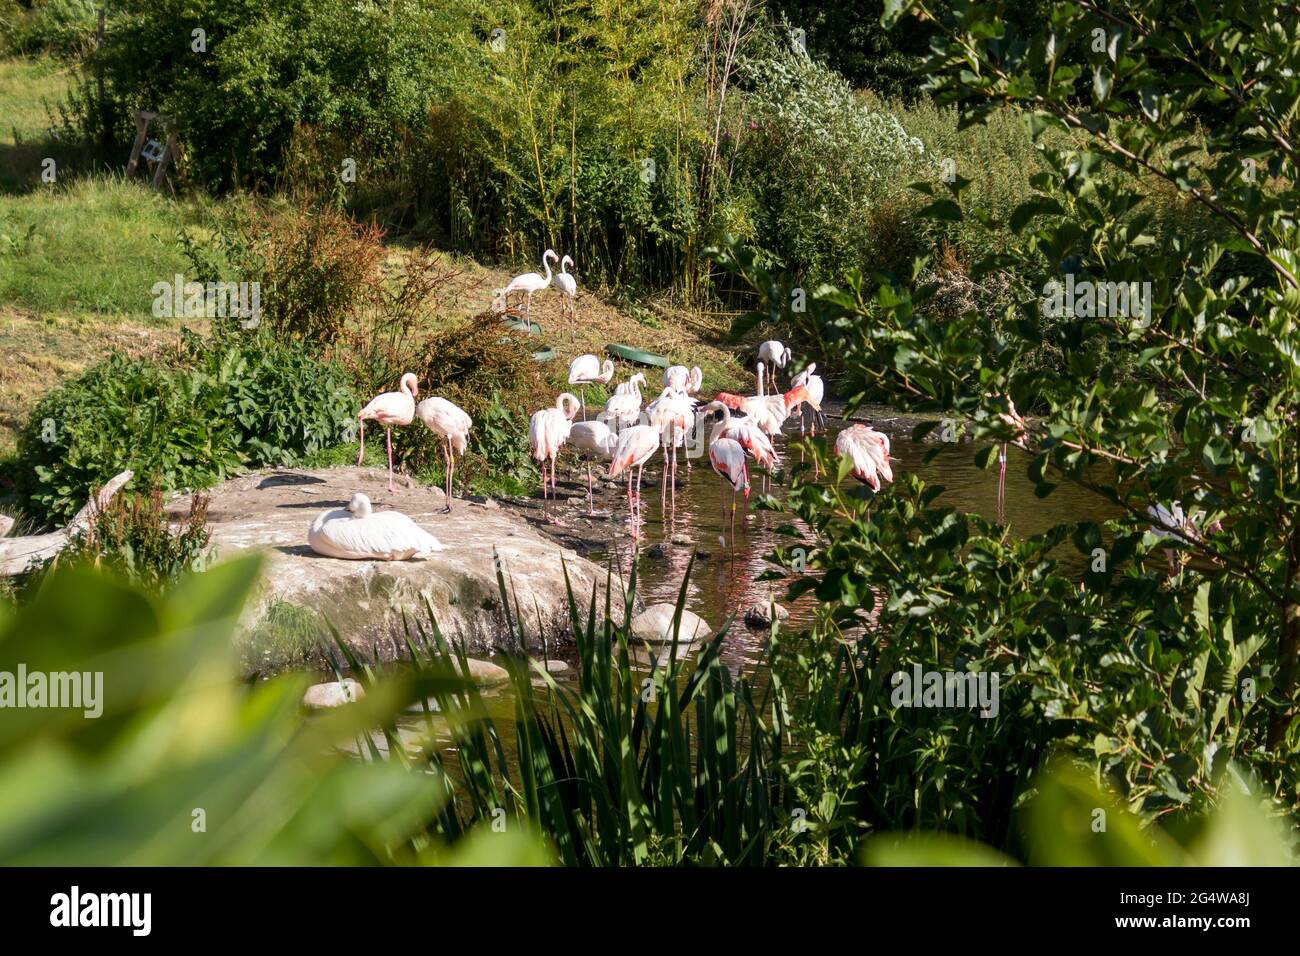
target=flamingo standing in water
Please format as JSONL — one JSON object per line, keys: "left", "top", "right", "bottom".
{"left": 568, "top": 354, "right": 615, "bottom": 420}
{"left": 758, "top": 340, "right": 791, "bottom": 391}
{"left": 415, "top": 397, "right": 472, "bottom": 512}
{"left": 646, "top": 386, "right": 695, "bottom": 508}
{"left": 607, "top": 423, "right": 660, "bottom": 532}
{"left": 357, "top": 373, "right": 418, "bottom": 492}
{"left": 700, "top": 400, "right": 779, "bottom": 471}
{"left": 529, "top": 392, "right": 580, "bottom": 522}
{"left": 836, "top": 424, "right": 893, "bottom": 491}
{"left": 791, "top": 363, "right": 826, "bottom": 474}
{"left": 569, "top": 419, "right": 617, "bottom": 514}
{"left": 554, "top": 255, "right": 577, "bottom": 320}
{"left": 497, "top": 249, "right": 558, "bottom": 321}
{"left": 993, "top": 397, "right": 1028, "bottom": 522}
{"left": 708, "top": 437, "right": 749, "bottom": 541}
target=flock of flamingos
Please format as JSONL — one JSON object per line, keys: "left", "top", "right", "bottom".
{"left": 306, "top": 249, "right": 900, "bottom": 561}
{"left": 306, "top": 249, "right": 1205, "bottom": 572}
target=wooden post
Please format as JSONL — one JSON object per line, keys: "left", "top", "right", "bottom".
{"left": 151, "top": 132, "right": 178, "bottom": 189}
{"left": 125, "top": 110, "right": 150, "bottom": 177}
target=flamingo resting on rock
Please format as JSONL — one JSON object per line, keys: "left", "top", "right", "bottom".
{"left": 415, "top": 396, "right": 472, "bottom": 512}
{"left": 357, "top": 372, "right": 418, "bottom": 492}
{"left": 308, "top": 493, "right": 445, "bottom": 560}
{"left": 529, "top": 392, "right": 580, "bottom": 522}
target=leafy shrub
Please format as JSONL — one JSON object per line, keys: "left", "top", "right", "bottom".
{"left": 61, "top": 484, "right": 212, "bottom": 590}
{"left": 186, "top": 331, "right": 359, "bottom": 465}
{"left": 88, "top": 0, "right": 446, "bottom": 188}
{"left": 734, "top": 38, "right": 927, "bottom": 279}
{"left": 1, "top": 0, "right": 97, "bottom": 56}
{"left": 16, "top": 335, "right": 356, "bottom": 525}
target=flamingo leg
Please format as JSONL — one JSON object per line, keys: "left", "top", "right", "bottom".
{"left": 997, "top": 442, "right": 1008, "bottom": 524}
{"left": 385, "top": 426, "right": 395, "bottom": 493}
{"left": 356, "top": 420, "right": 365, "bottom": 466}
{"left": 443, "top": 440, "right": 453, "bottom": 513}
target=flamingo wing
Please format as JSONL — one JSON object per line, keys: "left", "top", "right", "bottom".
{"left": 309, "top": 509, "right": 444, "bottom": 560}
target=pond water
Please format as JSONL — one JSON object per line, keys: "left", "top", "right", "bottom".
{"left": 385, "top": 403, "right": 1123, "bottom": 753}
{"left": 590, "top": 404, "right": 1121, "bottom": 672}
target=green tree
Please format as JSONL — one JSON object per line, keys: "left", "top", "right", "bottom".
{"left": 719, "top": 0, "right": 1300, "bottom": 827}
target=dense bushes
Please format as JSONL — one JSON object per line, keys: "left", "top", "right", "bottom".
{"left": 1, "top": 0, "right": 97, "bottom": 56}
{"left": 16, "top": 334, "right": 356, "bottom": 524}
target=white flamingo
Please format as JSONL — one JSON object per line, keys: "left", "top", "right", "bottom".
{"left": 758, "top": 340, "right": 791, "bottom": 391}
{"left": 497, "top": 249, "right": 558, "bottom": 321}
{"left": 568, "top": 354, "right": 615, "bottom": 420}
{"left": 613, "top": 371, "right": 647, "bottom": 397}
{"left": 664, "top": 365, "right": 703, "bottom": 395}
{"left": 646, "top": 386, "right": 695, "bottom": 507}
{"left": 554, "top": 255, "right": 577, "bottom": 319}
{"left": 569, "top": 420, "right": 617, "bottom": 513}
{"left": 529, "top": 392, "right": 580, "bottom": 522}
{"left": 357, "top": 373, "right": 418, "bottom": 493}
{"left": 708, "top": 437, "right": 749, "bottom": 541}
{"left": 308, "top": 493, "right": 444, "bottom": 560}
{"left": 602, "top": 372, "right": 647, "bottom": 430}
{"left": 415, "top": 397, "right": 472, "bottom": 512}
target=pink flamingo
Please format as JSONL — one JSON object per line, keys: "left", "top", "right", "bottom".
{"left": 607, "top": 423, "right": 660, "bottom": 533}
{"left": 701, "top": 400, "right": 779, "bottom": 471}
{"left": 835, "top": 424, "right": 894, "bottom": 491}
{"left": 994, "top": 397, "right": 1028, "bottom": 522}
{"left": 568, "top": 354, "right": 615, "bottom": 420}
{"left": 415, "top": 397, "right": 472, "bottom": 512}
{"left": 646, "top": 386, "right": 695, "bottom": 508}
{"left": 791, "top": 363, "right": 826, "bottom": 475}
{"left": 709, "top": 436, "right": 749, "bottom": 540}
{"left": 529, "top": 392, "right": 579, "bottom": 522}
{"left": 357, "top": 373, "right": 418, "bottom": 492}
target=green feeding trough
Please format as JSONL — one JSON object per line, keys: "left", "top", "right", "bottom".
{"left": 605, "top": 343, "right": 669, "bottom": 368}
{"left": 504, "top": 317, "right": 543, "bottom": 335}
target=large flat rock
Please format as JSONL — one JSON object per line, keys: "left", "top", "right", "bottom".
{"left": 167, "top": 467, "right": 624, "bottom": 676}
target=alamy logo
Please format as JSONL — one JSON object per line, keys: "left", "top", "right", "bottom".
{"left": 1042, "top": 274, "right": 1151, "bottom": 326}
{"left": 50, "top": 886, "right": 151, "bottom": 936}
{"left": 0, "top": 664, "right": 102, "bottom": 718}
{"left": 151, "top": 274, "right": 261, "bottom": 327}
{"left": 890, "top": 664, "right": 999, "bottom": 718}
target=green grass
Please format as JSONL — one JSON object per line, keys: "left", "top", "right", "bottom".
{"left": 0, "top": 55, "right": 71, "bottom": 145}
{"left": 0, "top": 174, "right": 219, "bottom": 316}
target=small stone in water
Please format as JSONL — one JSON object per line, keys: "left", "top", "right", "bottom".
{"left": 744, "top": 601, "right": 790, "bottom": 629}
{"left": 671, "top": 534, "right": 691, "bottom": 546}
{"left": 303, "top": 678, "right": 364, "bottom": 709}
